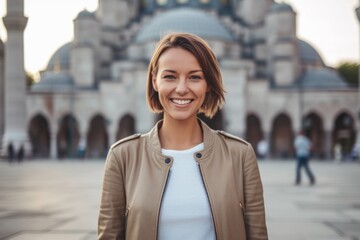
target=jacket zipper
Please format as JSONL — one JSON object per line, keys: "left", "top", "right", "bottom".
{"left": 197, "top": 162, "right": 219, "bottom": 239}
{"left": 155, "top": 168, "right": 171, "bottom": 240}
{"left": 124, "top": 206, "right": 129, "bottom": 235}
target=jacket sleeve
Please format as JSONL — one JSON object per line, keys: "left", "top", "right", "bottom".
{"left": 98, "top": 149, "right": 126, "bottom": 240}
{"left": 243, "top": 144, "right": 268, "bottom": 240}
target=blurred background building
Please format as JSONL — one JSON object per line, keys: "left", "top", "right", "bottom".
{"left": 0, "top": 0, "right": 359, "bottom": 160}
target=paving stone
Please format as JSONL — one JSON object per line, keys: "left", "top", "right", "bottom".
{"left": 268, "top": 222, "right": 340, "bottom": 239}
{"left": 0, "top": 219, "right": 65, "bottom": 239}
{"left": 343, "top": 209, "right": 360, "bottom": 221}
{"left": 327, "top": 222, "right": 360, "bottom": 239}
{"left": 0, "top": 160, "right": 359, "bottom": 239}
{"left": 7, "top": 232, "right": 88, "bottom": 240}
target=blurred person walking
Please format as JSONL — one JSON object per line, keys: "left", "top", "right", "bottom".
{"left": 7, "top": 142, "right": 15, "bottom": 163}
{"left": 294, "top": 131, "right": 315, "bottom": 185}
{"left": 257, "top": 139, "right": 269, "bottom": 160}
{"left": 17, "top": 144, "right": 24, "bottom": 163}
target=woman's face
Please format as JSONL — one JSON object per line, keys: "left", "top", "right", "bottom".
{"left": 153, "top": 47, "right": 208, "bottom": 122}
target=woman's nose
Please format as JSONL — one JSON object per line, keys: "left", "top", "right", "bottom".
{"left": 175, "top": 79, "right": 188, "bottom": 94}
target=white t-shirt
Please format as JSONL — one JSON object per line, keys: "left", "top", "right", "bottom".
{"left": 159, "top": 143, "right": 216, "bottom": 240}
{"left": 294, "top": 135, "right": 312, "bottom": 157}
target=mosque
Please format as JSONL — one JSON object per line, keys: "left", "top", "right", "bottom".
{"left": 0, "top": 0, "right": 358, "bottom": 160}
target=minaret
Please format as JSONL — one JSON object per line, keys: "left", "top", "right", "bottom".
{"left": 97, "top": 0, "right": 130, "bottom": 28}
{"left": 0, "top": 36, "right": 4, "bottom": 144}
{"left": 237, "top": 0, "right": 273, "bottom": 26}
{"left": 354, "top": 1, "right": 360, "bottom": 160}
{"left": 265, "top": 2, "right": 299, "bottom": 85}
{"left": 1, "top": 0, "right": 29, "bottom": 155}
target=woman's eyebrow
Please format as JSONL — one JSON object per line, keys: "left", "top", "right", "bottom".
{"left": 162, "top": 69, "right": 177, "bottom": 73}
{"left": 189, "top": 70, "right": 203, "bottom": 74}
{"left": 161, "top": 69, "right": 203, "bottom": 74}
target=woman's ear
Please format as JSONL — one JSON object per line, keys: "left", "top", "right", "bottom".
{"left": 152, "top": 78, "right": 158, "bottom": 92}
{"left": 206, "top": 85, "right": 211, "bottom": 93}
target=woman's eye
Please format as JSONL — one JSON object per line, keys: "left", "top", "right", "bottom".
{"left": 190, "top": 75, "right": 201, "bottom": 80}
{"left": 163, "top": 75, "right": 176, "bottom": 80}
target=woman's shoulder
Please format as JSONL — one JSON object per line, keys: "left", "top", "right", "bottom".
{"left": 215, "top": 130, "right": 250, "bottom": 146}
{"left": 110, "top": 133, "right": 142, "bottom": 151}
{"left": 214, "top": 130, "right": 257, "bottom": 163}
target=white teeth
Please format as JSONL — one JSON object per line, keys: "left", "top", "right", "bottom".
{"left": 172, "top": 99, "right": 191, "bottom": 105}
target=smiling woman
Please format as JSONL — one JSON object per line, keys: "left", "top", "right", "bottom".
{"left": 98, "top": 32, "right": 268, "bottom": 240}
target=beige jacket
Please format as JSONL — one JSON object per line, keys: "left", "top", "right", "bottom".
{"left": 98, "top": 120, "right": 268, "bottom": 240}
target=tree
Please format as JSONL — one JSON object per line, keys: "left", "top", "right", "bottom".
{"left": 26, "top": 72, "right": 36, "bottom": 89}
{"left": 336, "top": 62, "right": 359, "bottom": 87}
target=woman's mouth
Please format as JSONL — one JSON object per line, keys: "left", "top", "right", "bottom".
{"left": 170, "top": 98, "right": 193, "bottom": 105}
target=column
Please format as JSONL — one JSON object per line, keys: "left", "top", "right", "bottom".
{"left": 50, "top": 122, "right": 58, "bottom": 160}
{"left": 0, "top": 39, "right": 4, "bottom": 144}
{"left": 1, "top": 0, "right": 29, "bottom": 154}
{"left": 324, "top": 130, "right": 333, "bottom": 160}
{"left": 262, "top": 130, "right": 271, "bottom": 159}
{"left": 78, "top": 124, "right": 88, "bottom": 159}
{"left": 354, "top": 3, "right": 360, "bottom": 160}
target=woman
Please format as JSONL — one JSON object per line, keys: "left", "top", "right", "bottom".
{"left": 98, "top": 32, "right": 268, "bottom": 240}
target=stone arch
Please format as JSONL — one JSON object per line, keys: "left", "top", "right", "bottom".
{"left": 245, "top": 113, "right": 263, "bottom": 154}
{"left": 117, "top": 114, "right": 136, "bottom": 140}
{"left": 86, "top": 114, "right": 109, "bottom": 158}
{"left": 28, "top": 114, "right": 50, "bottom": 158}
{"left": 57, "top": 114, "right": 80, "bottom": 159}
{"left": 303, "top": 112, "right": 325, "bottom": 159}
{"left": 332, "top": 111, "right": 356, "bottom": 159}
{"left": 270, "top": 113, "right": 294, "bottom": 158}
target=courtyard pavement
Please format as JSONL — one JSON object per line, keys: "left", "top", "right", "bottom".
{"left": 0, "top": 158, "right": 359, "bottom": 240}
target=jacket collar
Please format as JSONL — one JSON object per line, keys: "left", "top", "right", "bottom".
{"left": 146, "top": 118, "right": 215, "bottom": 161}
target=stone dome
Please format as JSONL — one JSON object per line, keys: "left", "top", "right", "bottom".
{"left": 298, "top": 39, "right": 325, "bottom": 66}
{"left": 270, "top": 2, "right": 294, "bottom": 12}
{"left": 298, "top": 68, "right": 348, "bottom": 89}
{"left": 134, "top": 8, "right": 235, "bottom": 43}
{"left": 31, "top": 72, "right": 74, "bottom": 92}
{"left": 46, "top": 42, "right": 72, "bottom": 72}
{"left": 77, "top": 9, "right": 96, "bottom": 19}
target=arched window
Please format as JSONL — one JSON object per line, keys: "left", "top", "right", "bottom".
{"left": 332, "top": 112, "right": 356, "bottom": 159}
{"left": 28, "top": 114, "right": 50, "bottom": 158}
{"left": 87, "top": 114, "right": 109, "bottom": 158}
{"left": 303, "top": 112, "right": 324, "bottom": 159}
{"left": 117, "top": 114, "right": 136, "bottom": 140}
{"left": 57, "top": 114, "right": 80, "bottom": 159}
{"left": 245, "top": 114, "right": 263, "bottom": 155}
{"left": 270, "top": 113, "right": 294, "bottom": 158}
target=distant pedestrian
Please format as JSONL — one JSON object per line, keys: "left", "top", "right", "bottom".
{"left": 77, "top": 138, "right": 86, "bottom": 159}
{"left": 17, "top": 144, "right": 24, "bottom": 163}
{"left": 294, "top": 131, "right": 315, "bottom": 185}
{"left": 7, "top": 142, "right": 15, "bottom": 163}
{"left": 350, "top": 144, "right": 359, "bottom": 161}
{"left": 257, "top": 139, "right": 269, "bottom": 160}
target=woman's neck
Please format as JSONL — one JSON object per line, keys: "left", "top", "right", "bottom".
{"left": 159, "top": 115, "right": 203, "bottom": 150}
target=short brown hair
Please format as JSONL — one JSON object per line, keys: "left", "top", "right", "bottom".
{"left": 146, "top": 32, "right": 225, "bottom": 118}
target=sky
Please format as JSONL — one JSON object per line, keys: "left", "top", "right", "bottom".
{"left": 0, "top": 0, "right": 359, "bottom": 76}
